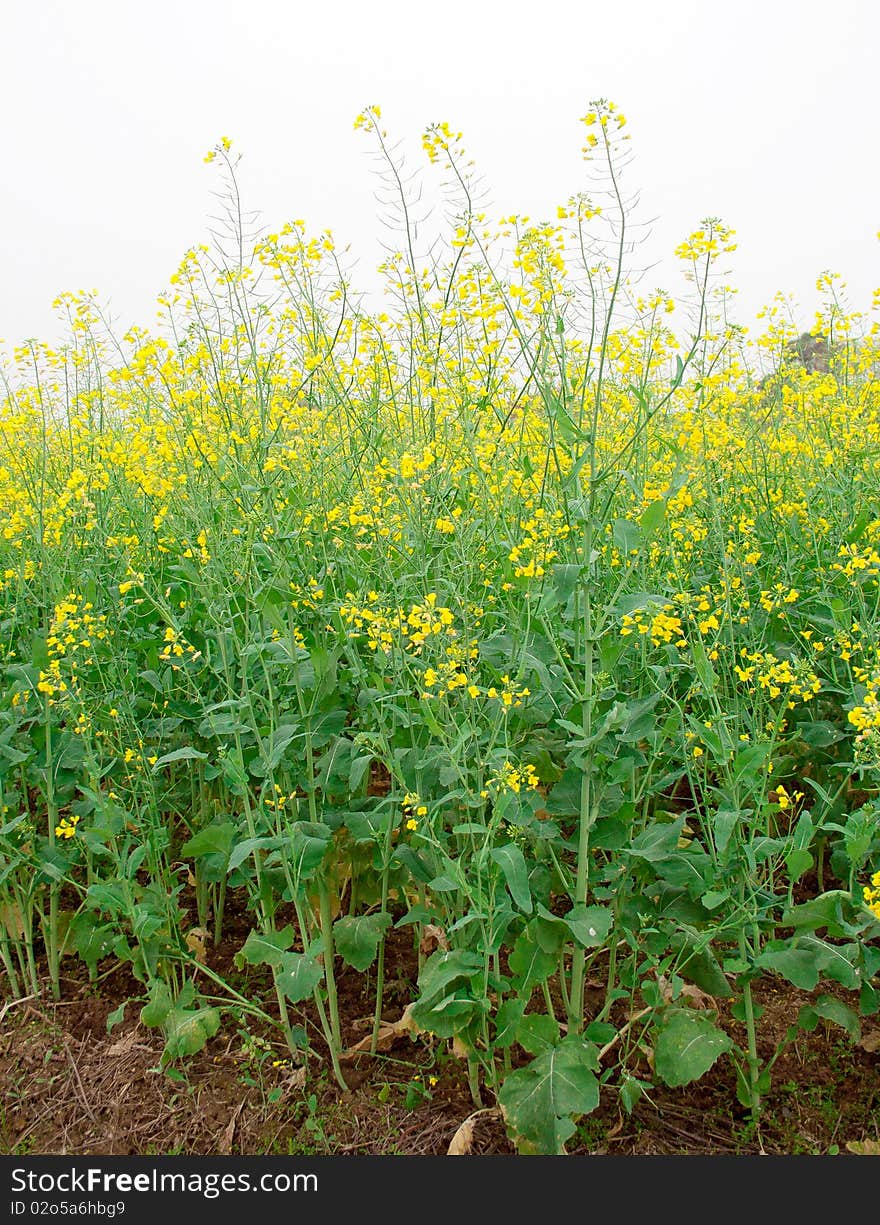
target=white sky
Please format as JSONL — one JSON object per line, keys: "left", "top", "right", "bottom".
{"left": 2, "top": 0, "right": 878, "bottom": 348}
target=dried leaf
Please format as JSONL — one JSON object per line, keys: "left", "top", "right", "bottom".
{"left": 0, "top": 901, "right": 25, "bottom": 939}
{"left": 419, "top": 923, "right": 449, "bottom": 956}
{"left": 186, "top": 927, "right": 209, "bottom": 962}
{"left": 220, "top": 1101, "right": 245, "bottom": 1154}
{"left": 283, "top": 1065, "right": 307, "bottom": 1091}
{"left": 107, "top": 1030, "right": 153, "bottom": 1058}
{"left": 447, "top": 1108, "right": 501, "bottom": 1155}
{"left": 657, "top": 974, "right": 713, "bottom": 1009}
{"left": 451, "top": 1035, "right": 471, "bottom": 1060}
{"left": 846, "top": 1139, "right": 880, "bottom": 1155}
{"left": 340, "top": 1004, "right": 419, "bottom": 1060}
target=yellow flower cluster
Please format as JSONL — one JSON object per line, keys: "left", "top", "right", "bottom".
{"left": 863, "top": 871, "right": 880, "bottom": 921}
{"left": 736, "top": 650, "right": 822, "bottom": 705}
{"left": 402, "top": 792, "right": 428, "bottom": 831}
{"left": 485, "top": 762, "right": 541, "bottom": 795}
{"left": 620, "top": 605, "right": 686, "bottom": 647}
{"left": 54, "top": 814, "right": 80, "bottom": 840}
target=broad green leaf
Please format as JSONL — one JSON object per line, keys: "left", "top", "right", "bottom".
{"left": 799, "top": 994, "right": 860, "bottom": 1042}
{"left": 517, "top": 1012, "right": 560, "bottom": 1055}
{"left": 151, "top": 746, "right": 208, "bottom": 769}
{"left": 236, "top": 925, "right": 296, "bottom": 970}
{"left": 415, "top": 948, "right": 484, "bottom": 1006}
{"left": 180, "top": 823, "right": 235, "bottom": 860}
{"left": 551, "top": 564, "right": 581, "bottom": 606}
{"left": 494, "top": 998, "right": 526, "bottom": 1048}
{"left": 490, "top": 843, "right": 533, "bottom": 913}
{"left": 620, "top": 1075, "right": 648, "bottom": 1115}
{"left": 561, "top": 903, "right": 612, "bottom": 948}
{"left": 756, "top": 947, "right": 822, "bottom": 990}
{"left": 668, "top": 935, "right": 733, "bottom": 998}
{"left": 499, "top": 1036, "right": 600, "bottom": 1154}
{"left": 391, "top": 845, "right": 435, "bottom": 883}
{"left": 711, "top": 808, "right": 740, "bottom": 858}
{"left": 332, "top": 913, "right": 392, "bottom": 971}
{"left": 415, "top": 994, "right": 484, "bottom": 1039}
{"left": 227, "top": 835, "right": 283, "bottom": 873}
{"left": 639, "top": 498, "right": 667, "bottom": 535}
{"left": 140, "top": 981, "right": 173, "bottom": 1028}
{"left": 69, "top": 912, "right": 116, "bottom": 974}
{"left": 759, "top": 936, "right": 859, "bottom": 991}
{"left": 509, "top": 927, "right": 556, "bottom": 992}
{"left": 785, "top": 848, "right": 813, "bottom": 884}
{"left": 654, "top": 1009, "right": 732, "bottom": 1087}
{"left": 277, "top": 952, "right": 324, "bottom": 1002}
{"left": 163, "top": 1004, "right": 221, "bottom": 1059}
{"left": 410, "top": 948, "right": 486, "bottom": 1038}
{"left": 626, "top": 817, "right": 685, "bottom": 863}
{"left": 263, "top": 721, "right": 301, "bottom": 770}
{"left": 287, "top": 821, "right": 333, "bottom": 879}
{"left": 796, "top": 720, "right": 844, "bottom": 748}
{"left": 781, "top": 891, "right": 858, "bottom": 938}
{"left": 690, "top": 638, "right": 718, "bottom": 694}
{"left": 613, "top": 518, "right": 642, "bottom": 555}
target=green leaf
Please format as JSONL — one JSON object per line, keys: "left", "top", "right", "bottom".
{"left": 332, "top": 913, "right": 392, "bottom": 971}
{"left": 799, "top": 995, "right": 860, "bottom": 1042}
{"left": 712, "top": 808, "right": 740, "bottom": 858}
{"left": 498, "top": 1036, "right": 600, "bottom": 1154}
{"left": 106, "top": 1002, "right": 127, "bottom": 1034}
{"left": 263, "top": 721, "right": 302, "bottom": 770}
{"left": 180, "top": 823, "right": 235, "bottom": 860}
{"left": 626, "top": 817, "right": 685, "bottom": 862}
{"left": 276, "top": 952, "right": 324, "bottom": 1003}
{"left": 490, "top": 843, "right": 533, "bottom": 913}
{"left": 654, "top": 1009, "right": 732, "bottom": 1087}
{"left": 391, "top": 845, "right": 435, "bottom": 883}
{"left": 236, "top": 925, "right": 296, "bottom": 970}
{"left": 756, "top": 946, "right": 822, "bottom": 990}
{"left": 561, "top": 903, "right": 612, "bottom": 948}
{"left": 620, "top": 1074, "right": 648, "bottom": 1115}
{"left": 639, "top": 498, "right": 667, "bottom": 536}
{"left": 796, "top": 720, "right": 844, "bottom": 748}
{"left": 151, "top": 746, "right": 208, "bottom": 769}
{"left": 612, "top": 518, "right": 641, "bottom": 555}
{"left": 551, "top": 564, "right": 581, "bottom": 606}
{"left": 410, "top": 948, "right": 486, "bottom": 1038}
{"left": 758, "top": 936, "right": 860, "bottom": 991}
{"left": 140, "top": 981, "right": 173, "bottom": 1028}
{"left": 509, "top": 927, "right": 556, "bottom": 992}
{"left": 781, "top": 891, "right": 857, "bottom": 938}
{"left": 690, "top": 638, "right": 718, "bottom": 694}
{"left": 415, "top": 948, "right": 484, "bottom": 1006}
{"left": 288, "top": 822, "right": 333, "bottom": 879}
{"left": 517, "top": 1013, "right": 560, "bottom": 1056}
{"left": 785, "top": 849, "right": 813, "bottom": 884}
{"left": 494, "top": 998, "right": 526, "bottom": 1048}
{"left": 669, "top": 934, "right": 733, "bottom": 997}
{"left": 227, "top": 835, "right": 283, "bottom": 873}
{"left": 163, "top": 1004, "right": 221, "bottom": 1059}
{"left": 69, "top": 912, "right": 116, "bottom": 974}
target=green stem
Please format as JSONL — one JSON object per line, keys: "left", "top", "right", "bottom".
{"left": 43, "top": 706, "right": 60, "bottom": 1002}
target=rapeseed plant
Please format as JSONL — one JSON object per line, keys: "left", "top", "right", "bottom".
{"left": 0, "top": 103, "right": 878, "bottom": 1149}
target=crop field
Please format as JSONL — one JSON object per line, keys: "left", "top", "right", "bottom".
{"left": 1, "top": 105, "right": 879, "bottom": 1155}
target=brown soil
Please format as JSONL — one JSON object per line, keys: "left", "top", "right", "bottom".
{"left": 2, "top": 924, "right": 878, "bottom": 1157}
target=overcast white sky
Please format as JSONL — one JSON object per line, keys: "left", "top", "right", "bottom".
{"left": 2, "top": 0, "right": 878, "bottom": 347}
